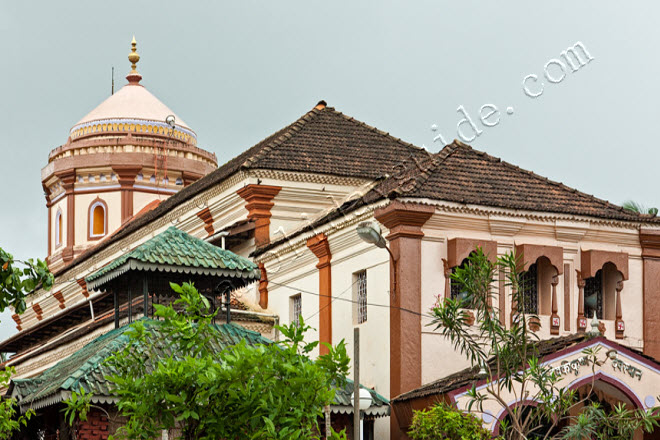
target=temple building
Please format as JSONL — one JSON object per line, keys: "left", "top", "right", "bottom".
{"left": 5, "top": 38, "right": 660, "bottom": 439}
{"left": 42, "top": 37, "right": 217, "bottom": 272}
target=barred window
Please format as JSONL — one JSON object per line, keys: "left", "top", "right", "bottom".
{"left": 291, "top": 294, "right": 302, "bottom": 326}
{"left": 450, "top": 258, "right": 471, "bottom": 301}
{"left": 584, "top": 270, "right": 603, "bottom": 319}
{"left": 521, "top": 263, "right": 538, "bottom": 315}
{"left": 355, "top": 271, "right": 367, "bottom": 324}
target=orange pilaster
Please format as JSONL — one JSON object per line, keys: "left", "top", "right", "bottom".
{"left": 375, "top": 201, "right": 434, "bottom": 440}
{"left": 258, "top": 262, "right": 269, "bottom": 309}
{"left": 237, "top": 184, "right": 281, "bottom": 247}
{"left": 113, "top": 166, "right": 141, "bottom": 224}
{"left": 307, "top": 233, "right": 332, "bottom": 356}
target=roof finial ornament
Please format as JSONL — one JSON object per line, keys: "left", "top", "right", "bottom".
{"left": 589, "top": 311, "right": 600, "bottom": 336}
{"left": 126, "top": 36, "right": 142, "bottom": 85}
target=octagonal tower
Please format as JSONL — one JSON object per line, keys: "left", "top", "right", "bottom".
{"left": 42, "top": 38, "right": 217, "bottom": 271}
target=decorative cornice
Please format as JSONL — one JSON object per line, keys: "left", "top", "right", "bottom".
{"left": 76, "top": 278, "right": 88, "bottom": 298}
{"left": 489, "top": 216, "right": 525, "bottom": 237}
{"left": 52, "top": 291, "right": 66, "bottom": 310}
{"left": 307, "top": 233, "right": 332, "bottom": 269}
{"left": 12, "top": 314, "right": 22, "bottom": 331}
{"left": 54, "top": 170, "right": 76, "bottom": 193}
{"left": 398, "top": 197, "right": 650, "bottom": 231}
{"left": 515, "top": 243, "right": 564, "bottom": 274}
{"left": 112, "top": 166, "right": 142, "bottom": 188}
{"left": 237, "top": 184, "right": 282, "bottom": 247}
{"left": 237, "top": 185, "right": 282, "bottom": 217}
{"left": 69, "top": 118, "right": 198, "bottom": 145}
{"left": 32, "top": 303, "right": 43, "bottom": 321}
{"left": 375, "top": 200, "right": 434, "bottom": 241}
{"left": 640, "top": 228, "right": 660, "bottom": 259}
{"left": 581, "top": 249, "right": 629, "bottom": 280}
{"left": 447, "top": 238, "right": 498, "bottom": 268}
{"left": 250, "top": 168, "right": 370, "bottom": 187}
{"left": 196, "top": 207, "right": 215, "bottom": 236}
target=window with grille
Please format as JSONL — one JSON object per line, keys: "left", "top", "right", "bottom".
{"left": 355, "top": 271, "right": 367, "bottom": 324}
{"left": 584, "top": 270, "right": 603, "bottom": 319}
{"left": 520, "top": 263, "right": 538, "bottom": 315}
{"left": 450, "top": 258, "right": 470, "bottom": 301}
{"left": 291, "top": 294, "right": 302, "bottom": 326}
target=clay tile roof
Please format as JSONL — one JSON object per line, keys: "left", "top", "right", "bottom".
{"left": 254, "top": 140, "right": 659, "bottom": 257}
{"left": 398, "top": 141, "right": 653, "bottom": 222}
{"left": 237, "top": 104, "right": 427, "bottom": 179}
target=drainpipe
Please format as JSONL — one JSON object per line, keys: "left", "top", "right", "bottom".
{"left": 205, "top": 230, "right": 229, "bottom": 249}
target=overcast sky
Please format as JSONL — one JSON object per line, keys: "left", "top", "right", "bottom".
{"left": 0, "top": 1, "right": 657, "bottom": 340}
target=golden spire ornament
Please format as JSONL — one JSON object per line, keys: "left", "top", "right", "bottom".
{"left": 126, "top": 36, "right": 142, "bottom": 84}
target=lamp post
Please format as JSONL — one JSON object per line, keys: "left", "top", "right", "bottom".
{"left": 356, "top": 221, "right": 397, "bottom": 298}
{"left": 351, "top": 378, "right": 373, "bottom": 438}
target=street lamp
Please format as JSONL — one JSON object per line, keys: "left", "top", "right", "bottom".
{"left": 351, "top": 387, "right": 373, "bottom": 440}
{"left": 356, "top": 221, "right": 397, "bottom": 298}
{"left": 356, "top": 221, "right": 387, "bottom": 249}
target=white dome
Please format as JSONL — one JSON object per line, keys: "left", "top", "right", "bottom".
{"left": 70, "top": 83, "right": 195, "bottom": 139}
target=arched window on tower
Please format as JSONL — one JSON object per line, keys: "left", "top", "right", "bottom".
{"left": 55, "top": 209, "right": 63, "bottom": 248}
{"left": 450, "top": 257, "right": 473, "bottom": 302}
{"left": 520, "top": 257, "right": 556, "bottom": 316}
{"left": 584, "top": 263, "right": 620, "bottom": 320}
{"left": 89, "top": 199, "right": 108, "bottom": 239}
{"left": 521, "top": 263, "right": 538, "bottom": 314}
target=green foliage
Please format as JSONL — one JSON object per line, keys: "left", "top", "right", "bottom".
{"left": 63, "top": 386, "right": 92, "bottom": 426}
{"left": 408, "top": 403, "right": 494, "bottom": 440}
{"left": 0, "top": 248, "right": 50, "bottom": 438}
{"left": 622, "top": 200, "right": 658, "bottom": 216}
{"left": 0, "top": 247, "right": 53, "bottom": 314}
{"left": 0, "top": 366, "right": 33, "bottom": 439}
{"left": 68, "top": 282, "right": 350, "bottom": 440}
{"left": 561, "top": 402, "right": 660, "bottom": 440}
{"left": 430, "top": 248, "right": 660, "bottom": 440}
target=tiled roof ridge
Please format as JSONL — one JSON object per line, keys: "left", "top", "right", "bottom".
{"left": 11, "top": 323, "right": 130, "bottom": 398}
{"left": 330, "top": 107, "right": 426, "bottom": 156}
{"left": 452, "top": 141, "right": 644, "bottom": 219}
{"left": 393, "top": 141, "right": 463, "bottom": 198}
{"left": 243, "top": 105, "right": 425, "bottom": 171}
{"left": 240, "top": 107, "right": 323, "bottom": 169}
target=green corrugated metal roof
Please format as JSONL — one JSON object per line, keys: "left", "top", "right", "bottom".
{"left": 10, "top": 320, "right": 389, "bottom": 416}
{"left": 332, "top": 377, "right": 390, "bottom": 416}
{"left": 85, "top": 227, "right": 260, "bottom": 289}
{"left": 10, "top": 320, "right": 268, "bottom": 410}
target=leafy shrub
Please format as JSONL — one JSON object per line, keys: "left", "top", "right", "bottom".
{"left": 408, "top": 403, "right": 493, "bottom": 440}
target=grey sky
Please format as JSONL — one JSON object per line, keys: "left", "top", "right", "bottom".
{"left": 0, "top": 1, "right": 657, "bottom": 340}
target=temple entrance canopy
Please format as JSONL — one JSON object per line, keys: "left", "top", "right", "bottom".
{"left": 392, "top": 335, "right": 660, "bottom": 439}
{"left": 84, "top": 226, "right": 262, "bottom": 327}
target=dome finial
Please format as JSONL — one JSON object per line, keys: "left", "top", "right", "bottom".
{"left": 126, "top": 36, "right": 142, "bottom": 85}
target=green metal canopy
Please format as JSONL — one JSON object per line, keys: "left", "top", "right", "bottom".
{"left": 9, "top": 320, "right": 389, "bottom": 417}
{"left": 9, "top": 321, "right": 267, "bottom": 411}
{"left": 85, "top": 227, "right": 260, "bottom": 291}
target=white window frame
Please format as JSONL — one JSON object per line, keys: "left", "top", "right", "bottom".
{"left": 290, "top": 294, "right": 302, "bottom": 326}
{"left": 353, "top": 270, "right": 368, "bottom": 325}
{"left": 55, "top": 209, "right": 63, "bottom": 248}
{"left": 89, "top": 201, "right": 107, "bottom": 238}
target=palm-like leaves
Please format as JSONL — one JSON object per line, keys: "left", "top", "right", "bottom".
{"left": 622, "top": 200, "right": 658, "bottom": 216}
